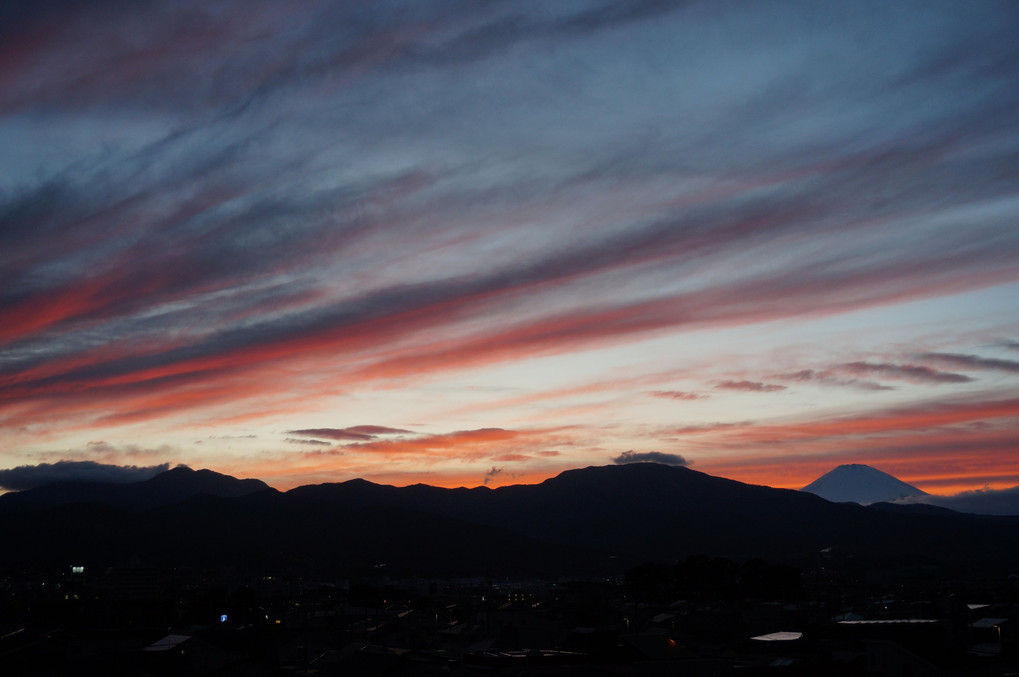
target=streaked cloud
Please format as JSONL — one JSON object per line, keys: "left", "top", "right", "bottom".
{"left": 669, "top": 421, "right": 756, "bottom": 436}
{"left": 725, "top": 396, "right": 1019, "bottom": 440}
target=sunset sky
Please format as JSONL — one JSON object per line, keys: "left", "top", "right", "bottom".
{"left": 2, "top": 0, "right": 1018, "bottom": 495}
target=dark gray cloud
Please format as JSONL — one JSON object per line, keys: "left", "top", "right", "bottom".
{"left": 482, "top": 466, "right": 503, "bottom": 485}
{"left": 288, "top": 429, "right": 373, "bottom": 441}
{"left": 287, "top": 426, "right": 410, "bottom": 442}
{"left": 776, "top": 369, "right": 893, "bottom": 391}
{"left": 920, "top": 352, "right": 1019, "bottom": 373}
{"left": 840, "top": 362, "right": 972, "bottom": 384}
{"left": 284, "top": 438, "right": 332, "bottom": 446}
{"left": 343, "top": 425, "right": 413, "bottom": 435}
{"left": 0, "top": 460, "right": 171, "bottom": 491}
{"left": 715, "top": 380, "right": 786, "bottom": 393}
{"left": 613, "top": 450, "right": 689, "bottom": 466}
{"left": 778, "top": 371, "right": 892, "bottom": 391}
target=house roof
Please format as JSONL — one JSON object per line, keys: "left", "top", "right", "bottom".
{"left": 751, "top": 631, "right": 803, "bottom": 642}
{"left": 144, "top": 634, "right": 191, "bottom": 652}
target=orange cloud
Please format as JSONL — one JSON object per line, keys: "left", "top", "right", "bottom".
{"left": 337, "top": 427, "right": 568, "bottom": 461}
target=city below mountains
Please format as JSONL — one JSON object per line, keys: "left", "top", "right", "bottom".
{"left": 3, "top": 463, "right": 1019, "bottom": 578}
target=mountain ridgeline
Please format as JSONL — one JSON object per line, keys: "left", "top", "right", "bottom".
{"left": 1, "top": 466, "right": 270, "bottom": 510}
{"left": 1, "top": 463, "right": 1017, "bottom": 576}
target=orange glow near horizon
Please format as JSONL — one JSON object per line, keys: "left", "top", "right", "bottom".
{"left": 218, "top": 453, "right": 1019, "bottom": 497}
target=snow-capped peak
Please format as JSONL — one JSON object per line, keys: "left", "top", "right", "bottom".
{"left": 801, "top": 464, "right": 927, "bottom": 505}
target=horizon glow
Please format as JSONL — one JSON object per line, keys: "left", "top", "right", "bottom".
{"left": 1, "top": 1, "right": 1018, "bottom": 496}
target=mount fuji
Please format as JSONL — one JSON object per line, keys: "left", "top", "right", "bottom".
{"left": 801, "top": 464, "right": 927, "bottom": 505}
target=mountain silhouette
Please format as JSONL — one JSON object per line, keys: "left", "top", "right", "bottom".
{"left": 286, "top": 463, "right": 1019, "bottom": 566}
{"left": 0, "top": 465, "right": 271, "bottom": 510}
{"left": 1, "top": 463, "right": 1017, "bottom": 576}
{"left": 801, "top": 463, "right": 927, "bottom": 504}
{"left": 290, "top": 464, "right": 845, "bottom": 561}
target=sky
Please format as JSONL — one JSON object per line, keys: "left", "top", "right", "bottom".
{"left": 1, "top": 0, "right": 1018, "bottom": 495}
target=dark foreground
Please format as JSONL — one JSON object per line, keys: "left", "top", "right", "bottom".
{"left": 3, "top": 464, "right": 1019, "bottom": 674}
{"left": 2, "top": 555, "right": 1018, "bottom": 676}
